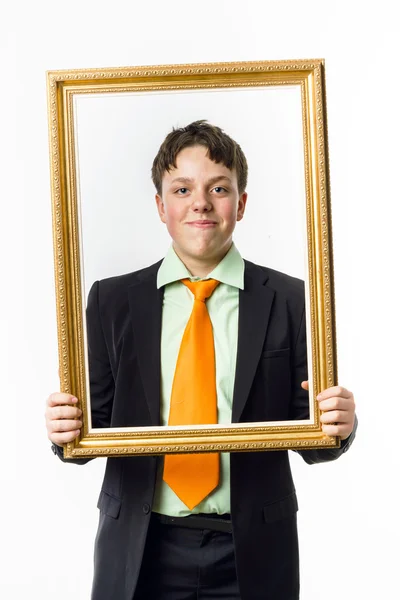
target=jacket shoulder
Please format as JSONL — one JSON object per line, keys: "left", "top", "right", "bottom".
{"left": 87, "top": 260, "right": 163, "bottom": 305}
{"left": 95, "top": 260, "right": 162, "bottom": 290}
{"left": 244, "top": 259, "right": 305, "bottom": 297}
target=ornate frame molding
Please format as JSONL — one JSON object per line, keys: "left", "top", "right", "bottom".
{"left": 47, "top": 59, "right": 338, "bottom": 457}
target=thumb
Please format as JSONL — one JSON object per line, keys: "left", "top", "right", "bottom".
{"left": 301, "top": 381, "right": 309, "bottom": 391}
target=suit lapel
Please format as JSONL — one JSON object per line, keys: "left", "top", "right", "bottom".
{"left": 128, "top": 266, "right": 164, "bottom": 426}
{"left": 232, "top": 261, "right": 275, "bottom": 423}
{"left": 126, "top": 259, "right": 274, "bottom": 426}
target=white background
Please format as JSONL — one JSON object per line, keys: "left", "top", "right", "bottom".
{"left": 2, "top": 1, "right": 399, "bottom": 599}
{"left": 76, "top": 85, "right": 305, "bottom": 290}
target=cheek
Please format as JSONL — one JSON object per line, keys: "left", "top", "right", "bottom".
{"left": 164, "top": 204, "right": 184, "bottom": 233}
{"left": 220, "top": 200, "right": 238, "bottom": 226}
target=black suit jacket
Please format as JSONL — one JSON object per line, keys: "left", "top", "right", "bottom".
{"left": 54, "top": 259, "right": 356, "bottom": 600}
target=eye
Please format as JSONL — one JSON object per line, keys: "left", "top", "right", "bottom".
{"left": 175, "top": 187, "right": 189, "bottom": 195}
{"left": 213, "top": 186, "right": 227, "bottom": 193}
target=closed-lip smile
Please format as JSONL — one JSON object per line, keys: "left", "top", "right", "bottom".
{"left": 187, "top": 220, "right": 217, "bottom": 226}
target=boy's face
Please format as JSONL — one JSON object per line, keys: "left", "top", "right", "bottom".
{"left": 155, "top": 145, "right": 247, "bottom": 266}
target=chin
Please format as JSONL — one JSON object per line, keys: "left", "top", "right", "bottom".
{"left": 175, "top": 235, "right": 230, "bottom": 261}
{"left": 187, "top": 247, "right": 213, "bottom": 259}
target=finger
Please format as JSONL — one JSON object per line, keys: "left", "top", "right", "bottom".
{"left": 317, "top": 386, "right": 352, "bottom": 401}
{"left": 48, "top": 419, "right": 83, "bottom": 434}
{"left": 47, "top": 393, "right": 78, "bottom": 407}
{"left": 321, "top": 423, "right": 353, "bottom": 440}
{"left": 319, "top": 396, "right": 354, "bottom": 412}
{"left": 320, "top": 410, "right": 351, "bottom": 424}
{"left": 45, "top": 405, "right": 82, "bottom": 421}
{"left": 49, "top": 430, "right": 81, "bottom": 445}
{"left": 301, "top": 381, "right": 309, "bottom": 391}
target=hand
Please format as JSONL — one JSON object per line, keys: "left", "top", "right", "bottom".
{"left": 45, "top": 392, "right": 82, "bottom": 446}
{"left": 301, "top": 382, "right": 356, "bottom": 440}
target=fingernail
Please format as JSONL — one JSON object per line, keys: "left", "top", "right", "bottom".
{"left": 317, "top": 394, "right": 322, "bottom": 400}
{"left": 71, "top": 397, "right": 78, "bottom": 403}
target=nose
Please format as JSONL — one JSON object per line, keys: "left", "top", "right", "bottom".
{"left": 191, "top": 190, "right": 212, "bottom": 212}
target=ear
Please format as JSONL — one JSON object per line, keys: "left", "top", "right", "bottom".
{"left": 155, "top": 193, "right": 167, "bottom": 224}
{"left": 237, "top": 192, "right": 248, "bottom": 222}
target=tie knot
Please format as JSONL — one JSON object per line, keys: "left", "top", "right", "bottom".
{"left": 182, "top": 278, "right": 220, "bottom": 301}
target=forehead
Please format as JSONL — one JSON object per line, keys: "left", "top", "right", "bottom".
{"left": 162, "top": 145, "right": 236, "bottom": 182}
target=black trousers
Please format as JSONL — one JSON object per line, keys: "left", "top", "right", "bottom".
{"left": 134, "top": 514, "right": 241, "bottom": 599}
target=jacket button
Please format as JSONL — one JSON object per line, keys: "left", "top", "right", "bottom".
{"left": 142, "top": 503, "right": 150, "bottom": 514}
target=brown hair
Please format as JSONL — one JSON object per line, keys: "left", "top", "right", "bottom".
{"left": 151, "top": 120, "right": 248, "bottom": 195}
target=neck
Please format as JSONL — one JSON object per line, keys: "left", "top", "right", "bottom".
{"left": 173, "top": 243, "right": 232, "bottom": 278}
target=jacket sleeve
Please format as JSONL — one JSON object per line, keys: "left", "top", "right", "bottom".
{"left": 290, "top": 301, "right": 357, "bottom": 464}
{"left": 52, "top": 280, "right": 115, "bottom": 464}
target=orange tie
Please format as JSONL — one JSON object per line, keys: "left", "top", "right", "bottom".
{"left": 163, "top": 278, "right": 220, "bottom": 509}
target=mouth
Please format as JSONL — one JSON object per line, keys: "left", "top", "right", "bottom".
{"left": 187, "top": 220, "right": 217, "bottom": 228}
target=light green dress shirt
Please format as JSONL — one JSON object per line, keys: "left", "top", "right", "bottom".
{"left": 152, "top": 242, "right": 244, "bottom": 516}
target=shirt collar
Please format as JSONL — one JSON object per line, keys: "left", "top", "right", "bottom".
{"left": 157, "top": 242, "right": 244, "bottom": 290}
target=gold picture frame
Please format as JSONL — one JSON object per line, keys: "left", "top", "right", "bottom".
{"left": 47, "top": 58, "right": 339, "bottom": 458}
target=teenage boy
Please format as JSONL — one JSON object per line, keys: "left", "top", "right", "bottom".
{"left": 46, "top": 120, "right": 356, "bottom": 600}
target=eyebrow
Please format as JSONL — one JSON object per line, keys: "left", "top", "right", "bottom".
{"left": 169, "top": 175, "right": 232, "bottom": 186}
